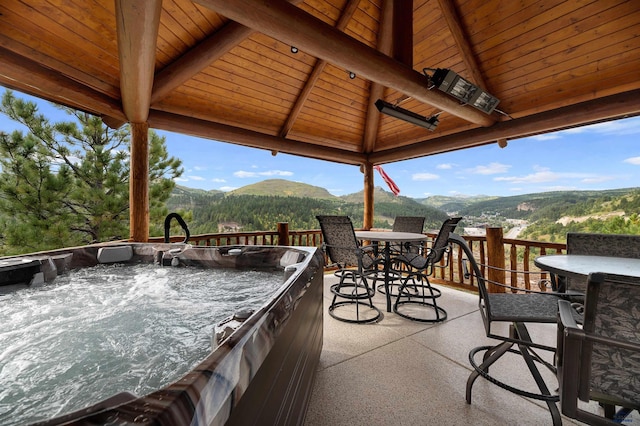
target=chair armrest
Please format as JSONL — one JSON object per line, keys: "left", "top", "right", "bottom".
{"left": 558, "top": 300, "right": 579, "bottom": 330}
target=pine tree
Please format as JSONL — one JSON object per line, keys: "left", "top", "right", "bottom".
{"left": 0, "top": 90, "right": 183, "bottom": 254}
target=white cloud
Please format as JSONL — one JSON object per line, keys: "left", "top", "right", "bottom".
{"left": 530, "top": 134, "right": 560, "bottom": 141}
{"left": 234, "top": 169, "right": 294, "bottom": 178}
{"left": 581, "top": 176, "right": 615, "bottom": 184}
{"left": 193, "top": 166, "right": 206, "bottom": 171}
{"left": 412, "top": 172, "right": 439, "bottom": 181}
{"left": 211, "top": 178, "right": 226, "bottom": 183}
{"left": 175, "top": 177, "right": 188, "bottom": 182}
{"left": 494, "top": 166, "right": 611, "bottom": 185}
{"left": 219, "top": 186, "right": 237, "bottom": 191}
{"left": 623, "top": 156, "right": 640, "bottom": 165}
{"left": 583, "top": 119, "right": 640, "bottom": 136}
{"left": 436, "top": 163, "right": 454, "bottom": 169}
{"left": 187, "top": 175, "right": 205, "bottom": 181}
{"left": 468, "top": 162, "right": 511, "bottom": 175}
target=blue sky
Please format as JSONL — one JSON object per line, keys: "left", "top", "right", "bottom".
{"left": 2, "top": 88, "right": 640, "bottom": 199}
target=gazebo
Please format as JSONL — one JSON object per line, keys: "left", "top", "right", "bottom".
{"left": 1, "top": 0, "right": 638, "bottom": 241}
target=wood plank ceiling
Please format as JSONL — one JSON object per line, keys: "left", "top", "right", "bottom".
{"left": 0, "top": 0, "right": 639, "bottom": 167}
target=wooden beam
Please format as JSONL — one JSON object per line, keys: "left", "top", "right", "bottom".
{"left": 115, "top": 0, "right": 162, "bottom": 122}
{"left": 129, "top": 122, "right": 150, "bottom": 242}
{"left": 194, "top": 0, "right": 496, "bottom": 127}
{"left": 437, "top": 0, "right": 488, "bottom": 90}
{"left": 151, "top": 0, "right": 305, "bottom": 105}
{"left": 147, "top": 109, "right": 367, "bottom": 165}
{"left": 152, "top": 22, "right": 254, "bottom": 105}
{"left": 369, "top": 89, "right": 640, "bottom": 164}
{"left": 393, "top": 0, "right": 413, "bottom": 67}
{"left": 0, "top": 47, "right": 126, "bottom": 121}
{"left": 279, "top": 0, "right": 359, "bottom": 138}
{"left": 363, "top": 0, "right": 394, "bottom": 153}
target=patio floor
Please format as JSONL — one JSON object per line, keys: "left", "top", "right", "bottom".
{"left": 303, "top": 273, "right": 638, "bottom": 426}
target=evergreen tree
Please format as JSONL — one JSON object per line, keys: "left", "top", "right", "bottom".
{"left": 0, "top": 90, "right": 183, "bottom": 254}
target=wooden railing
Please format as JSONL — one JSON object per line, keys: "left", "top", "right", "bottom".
{"left": 151, "top": 223, "right": 566, "bottom": 293}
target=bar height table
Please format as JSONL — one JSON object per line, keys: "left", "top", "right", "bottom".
{"left": 355, "top": 230, "right": 428, "bottom": 312}
{"left": 534, "top": 254, "right": 640, "bottom": 280}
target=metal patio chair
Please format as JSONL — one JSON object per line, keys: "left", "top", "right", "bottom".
{"left": 557, "top": 272, "right": 640, "bottom": 425}
{"left": 317, "top": 215, "right": 383, "bottom": 324}
{"left": 391, "top": 217, "right": 461, "bottom": 322}
{"left": 449, "top": 232, "right": 572, "bottom": 426}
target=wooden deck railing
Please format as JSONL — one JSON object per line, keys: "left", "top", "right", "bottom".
{"left": 151, "top": 223, "right": 566, "bottom": 293}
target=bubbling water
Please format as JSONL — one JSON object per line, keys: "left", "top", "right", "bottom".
{"left": 0, "top": 263, "right": 282, "bottom": 425}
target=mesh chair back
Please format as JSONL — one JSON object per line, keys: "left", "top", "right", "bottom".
{"left": 579, "top": 273, "right": 640, "bottom": 406}
{"left": 316, "top": 215, "right": 360, "bottom": 267}
{"left": 392, "top": 216, "right": 425, "bottom": 233}
{"left": 448, "top": 232, "right": 490, "bottom": 306}
{"left": 427, "top": 217, "right": 462, "bottom": 263}
{"left": 566, "top": 233, "right": 640, "bottom": 293}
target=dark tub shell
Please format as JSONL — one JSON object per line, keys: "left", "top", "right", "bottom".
{"left": 0, "top": 243, "right": 324, "bottom": 426}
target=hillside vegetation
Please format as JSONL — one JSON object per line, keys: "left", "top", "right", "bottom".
{"left": 166, "top": 180, "right": 449, "bottom": 234}
{"left": 166, "top": 180, "right": 640, "bottom": 242}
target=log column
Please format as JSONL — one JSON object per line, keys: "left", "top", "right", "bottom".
{"left": 277, "top": 222, "right": 289, "bottom": 245}
{"left": 486, "top": 227, "right": 505, "bottom": 293}
{"left": 130, "top": 122, "right": 149, "bottom": 242}
{"left": 363, "top": 162, "right": 374, "bottom": 230}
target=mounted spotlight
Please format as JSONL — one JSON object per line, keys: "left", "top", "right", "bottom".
{"left": 375, "top": 99, "right": 439, "bottom": 131}
{"left": 347, "top": 71, "right": 356, "bottom": 79}
{"left": 290, "top": 46, "right": 298, "bottom": 54}
{"left": 427, "top": 68, "right": 500, "bottom": 115}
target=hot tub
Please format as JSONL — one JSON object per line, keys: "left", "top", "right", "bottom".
{"left": 0, "top": 243, "right": 324, "bottom": 425}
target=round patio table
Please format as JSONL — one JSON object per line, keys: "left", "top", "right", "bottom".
{"left": 534, "top": 254, "right": 640, "bottom": 280}
{"left": 355, "top": 231, "right": 428, "bottom": 312}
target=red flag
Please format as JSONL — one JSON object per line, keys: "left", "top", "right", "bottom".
{"left": 374, "top": 165, "right": 400, "bottom": 196}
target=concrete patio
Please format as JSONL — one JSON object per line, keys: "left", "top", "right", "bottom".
{"left": 303, "top": 273, "right": 638, "bottom": 426}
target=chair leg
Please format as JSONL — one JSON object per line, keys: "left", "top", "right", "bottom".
{"left": 466, "top": 341, "right": 513, "bottom": 404}
{"left": 467, "top": 323, "right": 561, "bottom": 425}
{"left": 328, "top": 270, "right": 381, "bottom": 324}
{"left": 394, "top": 272, "right": 447, "bottom": 322}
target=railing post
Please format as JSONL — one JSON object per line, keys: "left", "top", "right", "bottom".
{"left": 486, "top": 227, "right": 506, "bottom": 293}
{"left": 277, "top": 222, "right": 289, "bottom": 246}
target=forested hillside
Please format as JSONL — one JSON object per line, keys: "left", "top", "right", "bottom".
{"left": 165, "top": 181, "right": 640, "bottom": 242}
{"left": 167, "top": 182, "right": 450, "bottom": 234}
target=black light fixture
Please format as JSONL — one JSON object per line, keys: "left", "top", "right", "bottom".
{"left": 427, "top": 68, "right": 500, "bottom": 115}
{"left": 347, "top": 71, "right": 356, "bottom": 79}
{"left": 290, "top": 46, "right": 298, "bottom": 54}
{"left": 375, "top": 99, "right": 439, "bottom": 131}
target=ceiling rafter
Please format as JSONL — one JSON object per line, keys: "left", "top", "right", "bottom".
{"left": 363, "top": 0, "right": 394, "bottom": 154}
{"left": 151, "top": 0, "right": 306, "bottom": 106}
{"left": 279, "top": 0, "right": 360, "bottom": 138}
{"left": 436, "top": 0, "right": 489, "bottom": 91}
{"left": 194, "top": 0, "right": 496, "bottom": 127}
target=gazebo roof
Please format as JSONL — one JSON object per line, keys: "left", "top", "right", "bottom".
{"left": 1, "top": 0, "right": 638, "bottom": 166}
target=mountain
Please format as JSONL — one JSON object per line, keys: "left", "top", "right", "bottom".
{"left": 166, "top": 180, "right": 640, "bottom": 240}
{"left": 458, "top": 188, "right": 638, "bottom": 220}
{"left": 420, "top": 194, "right": 497, "bottom": 213}
{"left": 229, "top": 179, "right": 336, "bottom": 199}
{"left": 340, "top": 186, "right": 412, "bottom": 204}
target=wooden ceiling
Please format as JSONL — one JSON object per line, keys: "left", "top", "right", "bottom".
{"left": 1, "top": 0, "right": 639, "bottom": 166}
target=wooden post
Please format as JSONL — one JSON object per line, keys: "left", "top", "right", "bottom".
{"left": 277, "top": 222, "right": 289, "bottom": 245}
{"left": 485, "top": 227, "right": 505, "bottom": 293}
{"left": 363, "top": 162, "right": 374, "bottom": 230}
{"left": 129, "top": 122, "right": 149, "bottom": 242}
